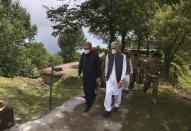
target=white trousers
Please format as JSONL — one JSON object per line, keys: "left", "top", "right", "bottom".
{"left": 104, "top": 79, "right": 122, "bottom": 112}
{"left": 104, "top": 92, "right": 122, "bottom": 112}
{"left": 104, "top": 66, "right": 123, "bottom": 112}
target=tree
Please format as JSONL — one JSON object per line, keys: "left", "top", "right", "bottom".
{"left": 79, "top": 0, "right": 122, "bottom": 48}
{"left": 0, "top": 0, "right": 37, "bottom": 77}
{"left": 58, "top": 28, "right": 86, "bottom": 63}
{"left": 46, "top": 0, "right": 191, "bottom": 64}
{"left": 48, "top": 54, "right": 63, "bottom": 66}
{"left": 46, "top": 0, "right": 128, "bottom": 48}
{"left": 23, "top": 43, "right": 50, "bottom": 69}
{"left": 152, "top": 1, "right": 191, "bottom": 79}
{"left": 45, "top": 4, "right": 80, "bottom": 37}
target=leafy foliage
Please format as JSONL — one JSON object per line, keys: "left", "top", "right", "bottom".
{"left": 23, "top": 43, "right": 49, "bottom": 69}
{"left": 0, "top": 0, "right": 64, "bottom": 78}
{"left": 58, "top": 28, "right": 86, "bottom": 63}
{"left": 48, "top": 54, "right": 63, "bottom": 66}
{"left": 45, "top": 0, "right": 191, "bottom": 79}
{"left": 152, "top": 1, "right": 191, "bottom": 78}
{"left": 0, "top": 0, "right": 37, "bottom": 77}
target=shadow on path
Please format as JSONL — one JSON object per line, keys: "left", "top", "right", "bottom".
{"left": 48, "top": 90, "right": 131, "bottom": 131}
{"left": 8, "top": 90, "right": 131, "bottom": 131}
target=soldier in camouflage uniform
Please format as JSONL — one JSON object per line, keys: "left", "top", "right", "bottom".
{"left": 131, "top": 52, "right": 141, "bottom": 88}
{"left": 138, "top": 55, "right": 145, "bottom": 84}
{"left": 143, "top": 51, "right": 163, "bottom": 104}
{"left": 100, "top": 50, "right": 109, "bottom": 88}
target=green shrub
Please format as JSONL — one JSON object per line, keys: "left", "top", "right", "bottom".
{"left": 19, "top": 68, "right": 41, "bottom": 79}
{"left": 48, "top": 54, "right": 63, "bottom": 66}
{"left": 168, "top": 64, "right": 179, "bottom": 86}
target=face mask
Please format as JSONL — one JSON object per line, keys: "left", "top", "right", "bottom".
{"left": 84, "top": 49, "right": 90, "bottom": 54}
{"left": 111, "top": 49, "right": 116, "bottom": 54}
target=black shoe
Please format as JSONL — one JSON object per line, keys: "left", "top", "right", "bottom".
{"left": 84, "top": 105, "right": 91, "bottom": 112}
{"left": 103, "top": 111, "right": 111, "bottom": 117}
{"left": 113, "top": 107, "right": 119, "bottom": 112}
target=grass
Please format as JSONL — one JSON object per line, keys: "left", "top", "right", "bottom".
{"left": 122, "top": 84, "right": 191, "bottom": 131}
{"left": 0, "top": 69, "right": 82, "bottom": 124}
{"left": 177, "top": 65, "right": 191, "bottom": 93}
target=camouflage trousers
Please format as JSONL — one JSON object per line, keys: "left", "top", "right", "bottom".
{"left": 143, "top": 75, "right": 159, "bottom": 98}
{"left": 133, "top": 70, "right": 138, "bottom": 83}
{"left": 138, "top": 69, "right": 144, "bottom": 84}
{"left": 130, "top": 70, "right": 138, "bottom": 89}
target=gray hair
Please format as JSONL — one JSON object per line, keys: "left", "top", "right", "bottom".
{"left": 111, "top": 41, "right": 118, "bottom": 45}
{"left": 83, "top": 41, "right": 92, "bottom": 48}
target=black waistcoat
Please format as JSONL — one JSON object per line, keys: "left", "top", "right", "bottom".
{"left": 107, "top": 53, "right": 124, "bottom": 82}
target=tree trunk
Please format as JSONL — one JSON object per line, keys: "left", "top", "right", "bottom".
{"left": 163, "top": 55, "right": 172, "bottom": 80}
{"left": 146, "top": 42, "right": 149, "bottom": 57}
{"left": 109, "top": 25, "right": 115, "bottom": 49}
{"left": 121, "top": 30, "right": 126, "bottom": 52}
{"left": 137, "top": 37, "right": 141, "bottom": 53}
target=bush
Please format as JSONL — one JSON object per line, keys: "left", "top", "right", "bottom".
{"left": 73, "top": 52, "right": 81, "bottom": 61}
{"left": 168, "top": 63, "right": 184, "bottom": 86}
{"left": 19, "top": 68, "right": 41, "bottom": 79}
{"left": 48, "top": 55, "right": 63, "bottom": 66}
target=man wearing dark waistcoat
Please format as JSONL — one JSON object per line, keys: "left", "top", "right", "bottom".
{"left": 104, "top": 42, "right": 126, "bottom": 117}
{"left": 78, "top": 42, "right": 101, "bottom": 112}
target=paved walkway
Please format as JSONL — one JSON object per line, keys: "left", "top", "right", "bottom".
{"left": 8, "top": 89, "right": 132, "bottom": 131}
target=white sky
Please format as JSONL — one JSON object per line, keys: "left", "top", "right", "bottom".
{"left": 19, "top": 0, "right": 106, "bottom": 54}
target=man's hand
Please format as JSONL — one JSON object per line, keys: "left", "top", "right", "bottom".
{"left": 78, "top": 76, "right": 81, "bottom": 80}
{"left": 118, "top": 80, "right": 123, "bottom": 88}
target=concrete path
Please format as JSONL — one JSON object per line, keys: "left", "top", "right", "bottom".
{"left": 8, "top": 90, "right": 132, "bottom": 131}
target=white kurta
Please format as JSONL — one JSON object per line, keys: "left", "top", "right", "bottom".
{"left": 104, "top": 54, "right": 126, "bottom": 111}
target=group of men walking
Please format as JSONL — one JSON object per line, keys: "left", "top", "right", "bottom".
{"left": 78, "top": 41, "right": 163, "bottom": 117}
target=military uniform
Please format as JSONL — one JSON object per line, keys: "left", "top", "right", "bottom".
{"left": 143, "top": 57, "right": 163, "bottom": 100}
{"left": 138, "top": 58, "right": 145, "bottom": 84}
{"left": 131, "top": 55, "right": 141, "bottom": 88}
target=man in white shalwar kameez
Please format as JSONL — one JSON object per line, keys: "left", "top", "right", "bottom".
{"left": 104, "top": 42, "right": 126, "bottom": 117}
